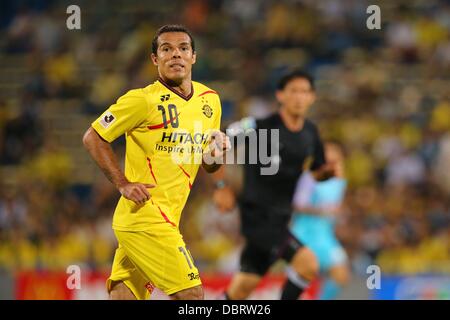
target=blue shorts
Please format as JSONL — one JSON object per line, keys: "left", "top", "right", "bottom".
{"left": 290, "top": 214, "right": 347, "bottom": 273}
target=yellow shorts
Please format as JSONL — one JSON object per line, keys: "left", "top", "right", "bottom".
{"left": 107, "top": 225, "right": 202, "bottom": 299}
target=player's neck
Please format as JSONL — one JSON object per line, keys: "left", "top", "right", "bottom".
{"left": 158, "top": 75, "right": 192, "bottom": 98}
{"left": 279, "top": 108, "right": 305, "bottom": 132}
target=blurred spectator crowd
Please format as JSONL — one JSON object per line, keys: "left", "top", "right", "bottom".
{"left": 0, "top": 0, "right": 449, "bottom": 277}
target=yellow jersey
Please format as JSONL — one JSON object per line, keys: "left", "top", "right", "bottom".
{"left": 92, "top": 78, "right": 221, "bottom": 231}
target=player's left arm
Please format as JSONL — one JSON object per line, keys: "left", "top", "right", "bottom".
{"left": 292, "top": 172, "right": 327, "bottom": 215}
{"left": 202, "top": 94, "right": 230, "bottom": 173}
{"left": 310, "top": 127, "right": 335, "bottom": 181}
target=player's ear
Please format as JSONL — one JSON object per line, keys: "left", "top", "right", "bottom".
{"left": 275, "top": 90, "right": 284, "bottom": 104}
{"left": 151, "top": 53, "right": 158, "bottom": 66}
{"left": 191, "top": 51, "right": 196, "bottom": 65}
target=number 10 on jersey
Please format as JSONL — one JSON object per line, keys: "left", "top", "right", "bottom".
{"left": 158, "top": 104, "right": 179, "bottom": 128}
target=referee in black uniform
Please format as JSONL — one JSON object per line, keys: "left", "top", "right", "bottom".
{"left": 213, "top": 70, "right": 336, "bottom": 300}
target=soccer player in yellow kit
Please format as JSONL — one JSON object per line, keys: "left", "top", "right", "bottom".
{"left": 83, "top": 25, "right": 230, "bottom": 300}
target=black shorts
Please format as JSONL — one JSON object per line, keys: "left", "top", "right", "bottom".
{"left": 238, "top": 201, "right": 304, "bottom": 276}
{"left": 240, "top": 232, "right": 304, "bottom": 276}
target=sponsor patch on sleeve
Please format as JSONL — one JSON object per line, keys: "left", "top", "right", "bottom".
{"left": 99, "top": 111, "right": 116, "bottom": 128}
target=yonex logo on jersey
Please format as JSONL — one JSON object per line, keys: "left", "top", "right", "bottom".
{"left": 202, "top": 105, "right": 213, "bottom": 118}
{"left": 99, "top": 111, "right": 116, "bottom": 128}
{"left": 160, "top": 94, "right": 170, "bottom": 101}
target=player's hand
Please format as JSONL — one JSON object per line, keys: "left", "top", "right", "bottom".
{"left": 118, "top": 182, "right": 155, "bottom": 205}
{"left": 213, "top": 186, "right": 236, "bottom": 213}
{"left": 312, "top": 162, "right": 336, "bottom": 181}
{"left": 209, "top": 130, "right": 231, "bottom": 158}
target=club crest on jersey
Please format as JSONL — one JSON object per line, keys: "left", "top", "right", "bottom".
{"left": 202, "top": 105, "right": 213, "bottom": 118}
{"left": 160, "top": 94, "right": 170, "bottom": 101}
{"left": 99, "top": 111, "right": 116, "bottom": 128}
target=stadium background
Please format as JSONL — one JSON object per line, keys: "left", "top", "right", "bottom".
{"left": 0, "top": 0, "right": 449, "bottom": 299}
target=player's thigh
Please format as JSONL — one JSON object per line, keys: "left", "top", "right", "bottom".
{"left": 170, "top": 284, "right": 204, "bottom": 300}
{"left": 109, "top": 280, "right": 136, "bottom": 300}
{"left": 107, "top": 245, "right": 151, "bottom": 300}
{"left": 290, "top": 246, "right": 319, "bottom": 280}
{"left": 279, "top": 233, "right": 318, "bottom": 279}
{"left": 115, "top": 227, "right": 202, "bottom": 297}
{"left": 226, "top": 240, "right": 270, "bottom": 299}
{"left": 227, "top": 272, "right": 262, "bottom": 300}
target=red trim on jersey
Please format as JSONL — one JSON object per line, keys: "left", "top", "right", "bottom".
{"left": 157, "top": 77, "right": 194, "bottom": 101}
{"left": 146, "top": 157, "right": 157, "bottom": 184}
{"left": 178, "top": 165, "right": 191, "bottom": 178}
{"left": 198, "top": 90, "right": 217, "bottom": 97}
{"left": 147, "top": 122, "right": 165, "bottom": 130}
{"left": 147, "top": 112, "right": 181, "bottom": 130}
{"left": 152, "top": 199, "right": 176, "bottom": 227}
{"left": 178, "top": 165, "right": 192, "bottom": 189}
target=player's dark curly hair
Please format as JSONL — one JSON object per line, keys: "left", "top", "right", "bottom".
{"left": 277, "top": 69, "right": 315, "bottom": 91}
{"left": 151, "top": 24, "right": 195, "bottom": 54}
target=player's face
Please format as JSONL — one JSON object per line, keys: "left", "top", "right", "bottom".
{"left": 151, "top": 32, "right": 196, "bottom": 83}
{"left": 276, "top": 78, "right": 315, "bottom": 117}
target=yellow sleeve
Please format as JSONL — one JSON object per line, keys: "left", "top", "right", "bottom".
{"left": 213, "top": 94, "right": 222, "bottom": 131}
{"left": 202, "top": 94, "right": 222, "bottom": 153}
{"left": 91, "top": 89, "right": 148, "bottom": 143}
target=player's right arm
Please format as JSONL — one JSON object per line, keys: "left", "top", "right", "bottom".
{"left": 309, "top": 123, "right": 336, "bottom": 181}
{"left": 83, "top": 128, "right": 153, "bottom": 205}
{"left": 82, "top": 90, "right": 154, "bottom": 205}
{"left": 211, "top": 166, "right": 236, "bottom": 213}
